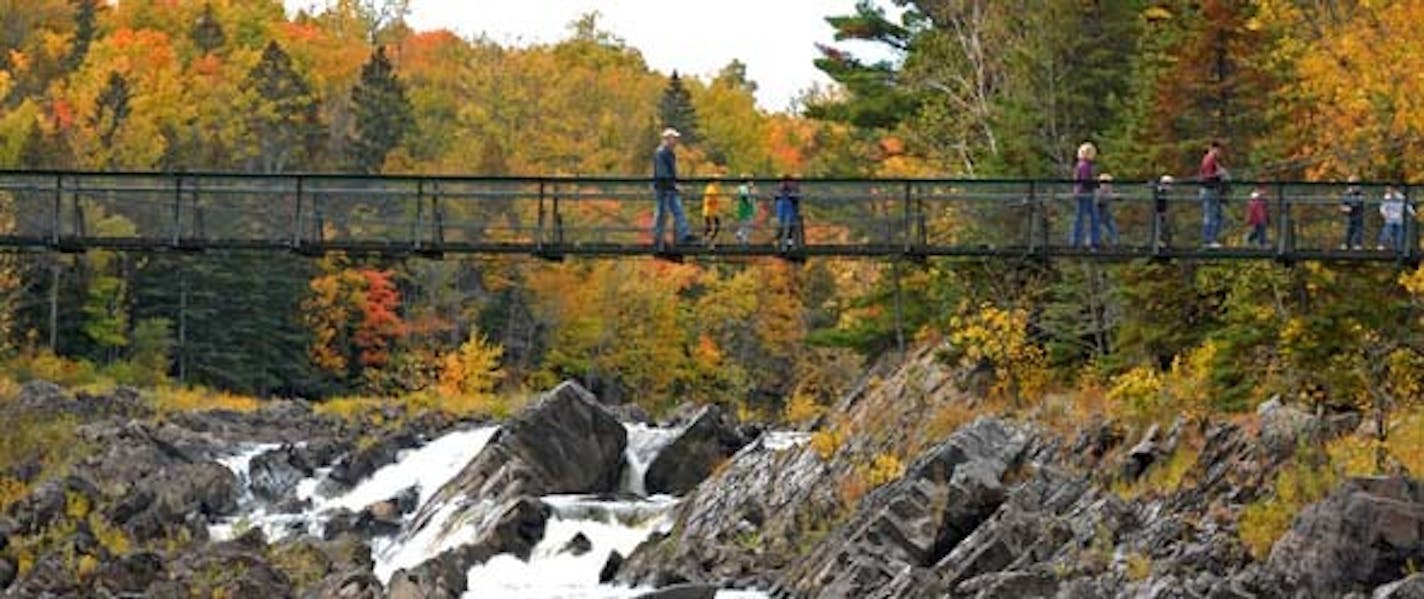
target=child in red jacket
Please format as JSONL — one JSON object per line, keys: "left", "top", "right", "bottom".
{"left": 1246, "top": 186, "right": 1270, "bottom": 249}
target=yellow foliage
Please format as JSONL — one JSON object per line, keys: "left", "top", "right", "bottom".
{"left": 436, "top": 331, "right": 505, "bottom": 400}
{"left": 1238, "top": 453, "right": 1339, "bottom": 560}
{"left": 781, "top": 390, "right": 825, "bottom": 425}
{"left": 151, "top": 386, "right": 261, "bottom": 414}
{"left": 1106, "top": 365, "right": 1170, "bottom": 428}
{"left": 1126, "top": 553, "right": 1152, "bottom": 582}
{"left": 949, "top": 303, "right": 1048, "bottom": 404}
{"left": 810, "top": 426, "right": 844, "bottom": 461}
{"left": 866, "top": 453, "right": 906, "bottom": 487}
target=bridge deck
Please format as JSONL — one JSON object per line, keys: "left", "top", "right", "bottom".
{"left": 0, "top": 171, "right": 1418, "bottom": 263}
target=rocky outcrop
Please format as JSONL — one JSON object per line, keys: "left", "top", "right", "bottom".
{"left": 645, "top": 405, "right": 749, "bottom": 495}
{"left": 1266, "top": 477, "right": 1424, "bottom": 595}
{"left": 387, "top": 497, "right": 550, "bottom": 598}
{"left": 389, "top": 382, "right": 621, "bottom": 596}
{"left": 776, "top": 418, "right": 1033, "bottom": 597}
{"left": 409, "top": 381, "right": 625, "bottom": 531}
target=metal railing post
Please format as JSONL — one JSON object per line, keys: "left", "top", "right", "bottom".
{"left": 902, "top": 180, "right": 913, "bottom": 252}
{"left": 51, "top": 174, "right": 62, "bottom": 246}
{"left": 172, "top": 175, "right": 183, "bottom": 247}
{"left": 1281, "top": 180, "right": 1292, "bottom": 257}
{"left": 537, "top": 180, "right": 547, "bottom": 249}
{"left": 432, "top": 181, "right": 444, "bottom": 246}
{"left": 553, "top": 182, "right": 563, "bottom": 245}
{"left": 1027, "top": 181, "right": 1042, "bottom": 256}
{"left": 414, "top": 179, "right": 425, "bottom": 250}
{"left": 1408, "top": 184, "right": 1420, "bottom": 262}
{"left": 292, "top": 175, "right": 305, "bottom": 248}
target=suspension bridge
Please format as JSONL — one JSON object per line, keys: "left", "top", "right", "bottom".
{"left": 0, "top": 170, "right": 1418, "bottom": 264}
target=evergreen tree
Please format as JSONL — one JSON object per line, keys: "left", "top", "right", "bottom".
{"left": 191, "top": 2, "right": 227, "bottom": 56}
{"left": 243, "top": 41, "right": 324, "bottom": 173}
{"left": 63, "top": 0, "right": 98, "bottom": 72}
{"left": 658, "top": 72, "right": 699, "bottom": 144}
{"left": 91, "top": 71, "right": 130, "bottom": 151}
{"left": 348, "top": 46, "right": 414, "bottom": 174}
{"left": 808, "top": 1, "right": 917, "bottom": 130}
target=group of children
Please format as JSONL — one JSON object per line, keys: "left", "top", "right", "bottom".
{"left": 697, "top": 174, "right": 803, "bottom": 249}
{"left": 1240, "top": 182, "right": 1414, "bottom": 251}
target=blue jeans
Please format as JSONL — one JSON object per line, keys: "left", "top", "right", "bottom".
{"left": 1200, "top": 188, "right": 1223, "bottom": 245}
{"left": 1345, "top": 215, "right": 1364, "bottom": 248}
{"left": 1381, "top": 222, "right": 1405, "bottom": 251}
{"left": 653, "top": 188, "right": 690, "bottom": 245}
{"left": 1247, "top": 224, "right": 1269, "bottom": 248}
{"left": 1097, "top": 203, "right": 1119, "bottom": 245}
{"left": 1071, "top": 194, "right": 1099, "bottom": 247}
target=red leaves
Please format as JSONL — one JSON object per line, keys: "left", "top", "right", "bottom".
{"left": 354, "top": 269, "right": 402, "bottom": 368}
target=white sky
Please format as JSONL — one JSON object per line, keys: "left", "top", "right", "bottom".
{"left": 287, "top": 0, "right": 896, "bottom": 112}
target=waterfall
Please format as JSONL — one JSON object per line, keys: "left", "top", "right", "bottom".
{"left": 618, "top": 423, "right": 681, "bottom": 496}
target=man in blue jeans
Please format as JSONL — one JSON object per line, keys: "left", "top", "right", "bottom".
{"left": 1199, "top": 141, "right": 1227, "bottom": 248}
{"left": 652, "top": 128, "right": 694, "bottom": 249}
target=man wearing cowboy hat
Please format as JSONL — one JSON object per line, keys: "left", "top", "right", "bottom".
{"left": 652, "top": 128, "right": 695, "bottom": 248}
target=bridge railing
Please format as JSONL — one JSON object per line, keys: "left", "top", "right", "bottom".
{"left": 0, "top": 171, "right": 1416, "bottom": 260}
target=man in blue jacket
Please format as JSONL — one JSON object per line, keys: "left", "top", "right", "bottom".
{"left": 652, "top": 128, "right": 694, "bottom": 248}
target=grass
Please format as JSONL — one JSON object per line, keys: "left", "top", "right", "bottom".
{"left": 150, "top": 386, "right": 262, "bottom": 414}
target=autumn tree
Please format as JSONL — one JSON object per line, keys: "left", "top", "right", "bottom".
{"left": 348, "top": 46, "right": 413, "bottom": 173}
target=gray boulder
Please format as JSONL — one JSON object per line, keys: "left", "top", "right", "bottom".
{"left": 1268, "top": 477, "right": 1424, "bottom": 595}
{"left": 645, "top": 405, "right": 749, "bottom": 495}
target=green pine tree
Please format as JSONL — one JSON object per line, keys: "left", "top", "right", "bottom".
{"left": 91, "top": 71, "right": 131, "bottom": 151}
{"left": 244, "top": 41, "right": 324, "bottom": 173}
{"left": 63, "top": 0, "right": 98, "bottom": 72}
{"left": 658, "top": 71, "right": 699, "bottom": 144}
{"left": 191, "top": 2, "right": 227, "bottom": 56}
{"left": 348, "top": 46, "right": 414, "bottom": 174}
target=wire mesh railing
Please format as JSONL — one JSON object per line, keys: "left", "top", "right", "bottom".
{"left": 0, "top": 171, "right": 1417, "bottom": 262}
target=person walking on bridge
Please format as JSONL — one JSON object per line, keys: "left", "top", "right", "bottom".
{"left": 1199, "top": 141, "right": 1227, "bottom": 249}
{"left": 1153, "top": 175, "right": 1175, "bottom": 249}
{"left": 1070, "top": 142, "right": 1100, "bottom": 249}
{"left": 702, "top": 170, "right": 726, "bottom": 248}
{"left": 1096, "top": 173, "right": 1120, "bottom": 247}
{"left": 1379, "top": 184, "right": 1414, "bottom": 252}
{"left": 735, "top": 174, "right": 757, "bottom": 246}
{"left": 652, "top": 128, "right": 695, "bottom": 249}
{"left": 1340, "top": 175, "right": 1366, "bottom": 250}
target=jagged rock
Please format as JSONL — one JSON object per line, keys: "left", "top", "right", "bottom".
{"left": 636, "top": 583, "right": 719, "bottom": 599}
{"left": 600, "top": 550, "right": 625, "bottom": 583}
{"left": 402, "top": 382, "right": 624, "bottom": 556}
{"left": 250, "top": 444, "right": 315, "bottom": 502}
{"left": 1268, "top": 477, "right": 1424, "bottom": 595}
{"left": 1122, "top": 424, "right": 1161, "bottom": 480}
{"left": 646, "top": 405, "right": 749, "bottom": 495}
{"left": 0, "top": 557, "right": 15, "bottom": 590}
{"left": 956, "top": 569, "right": 1059, "bottom": 598}
{"left": 388, "top": 497, "right": 550, "bottom": 599}
{"left": 776, "top": 418, "right": 1032, "bottom": 598}
{"left": 1374, "top": 573, "right": 1424, "bottom": 598}
{"left": 324, "top": 431, "right": 419, "bottom": 491}
{"left": 304, "top": 569, "right": 382, "bottom": 599}
{"left": 93, "top": 552, "right": 166, "bottom": 595}
{"left": 562, "top": 532, "right": 593, "bottom": 556}
{"left": 148, "top": 530, "right": 294, "bottom": 597}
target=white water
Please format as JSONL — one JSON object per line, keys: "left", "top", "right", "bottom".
{"left": 464, "top": 495, "right": 679, "bottom": 598}
{"left": 619, "top": 423, "right": 682, "bottom": 496}
{"left": 211, "top": 424, "right": 797, "bottom": 598}
{"left": 211, "top": 426, "right": 498, "bottom": 544}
